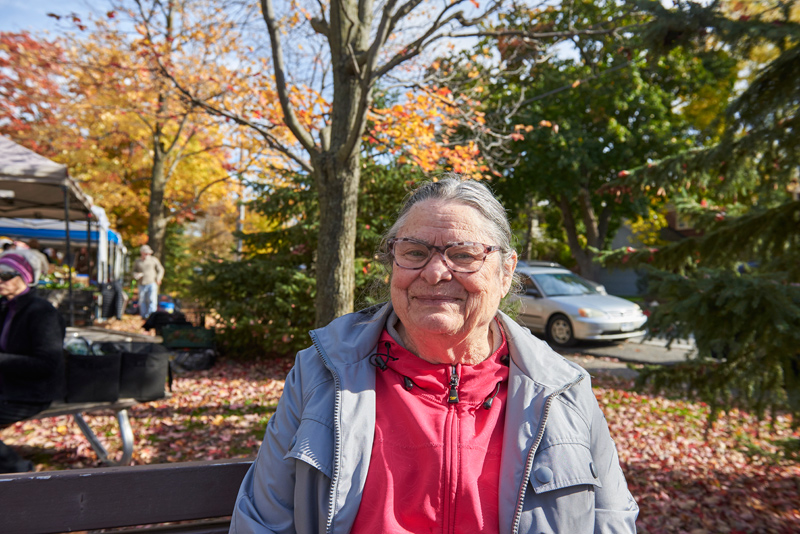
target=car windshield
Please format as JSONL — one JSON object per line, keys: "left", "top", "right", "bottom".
{"left": 532, "top": 272, "right": 600, "bottom": 297}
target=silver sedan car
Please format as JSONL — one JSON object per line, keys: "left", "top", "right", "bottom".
{"left": 512, "top": 265, "right": 647, "bottom": 347}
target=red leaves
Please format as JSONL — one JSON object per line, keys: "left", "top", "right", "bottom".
{"left": 592, "top": 376, "right": 799, "bottom": 533}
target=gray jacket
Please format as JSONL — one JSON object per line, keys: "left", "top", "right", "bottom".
{"left": 231, "top": 303, "right": 638, "bottom": 533}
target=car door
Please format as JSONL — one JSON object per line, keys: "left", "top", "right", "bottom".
{"left": 516, "top": 274, "right": 547, "bottom": 332}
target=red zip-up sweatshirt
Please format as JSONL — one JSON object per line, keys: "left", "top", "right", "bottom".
{"left": 350, "top": 327, "right": 509, "bottom": 534}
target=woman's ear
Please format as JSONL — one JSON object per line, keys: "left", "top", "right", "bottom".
{"left": 502, "top": 252, "right": 518, "bottom": 296}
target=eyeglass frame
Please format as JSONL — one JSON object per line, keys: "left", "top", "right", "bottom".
{"left": 387, "top": 237, "right": 502, "bottom": 273}
{"left": 0, "top": 271, "right": 21, "bottom": 282}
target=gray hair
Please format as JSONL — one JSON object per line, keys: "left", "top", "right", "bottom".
{"left": 358, "top": 174, "right": 521, "bottom": 313}
{"left": 380, "top": 174, "right": 516, "bottom": 264}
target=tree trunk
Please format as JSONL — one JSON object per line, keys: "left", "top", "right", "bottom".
{"left": 522, "top": 198, "right": 536, "bottom": 261}
{"left": 557, "top": 194, "right": 597, "bottom": 280}
{"left": 147, "top": 142, "right": 169, "bottom": 261}
{"left": 314, "top": 154, "right": 360, "bottom": 326}
{"left": 307, "top": 0, "right": 371, "bottom": 326}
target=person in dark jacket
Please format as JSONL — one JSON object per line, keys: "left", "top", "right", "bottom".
{"left": 0, "top": 251, "right": 66, "bottom": 473}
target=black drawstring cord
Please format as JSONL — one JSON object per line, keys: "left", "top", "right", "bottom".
{"left": 403, "top": 376, "right": 415, "bottom": 390}
{"left": 369, "top": 342, "right": 397, "bottom": 371}
{"left": 482, "top": 382, "right": 502, "bottom": 410}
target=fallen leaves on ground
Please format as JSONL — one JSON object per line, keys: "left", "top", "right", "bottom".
{"left": 593, "top": 374, "right": 799, "bottom": 534}
{"left": 1, "top": 359, "right": 291, "bottom": 467}
{"left": 2, "top": 361, "right": 797, "bottom": 533}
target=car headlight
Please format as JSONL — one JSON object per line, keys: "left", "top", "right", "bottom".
{"left": 578, "top": 308, "right": 606, "bottom": 318}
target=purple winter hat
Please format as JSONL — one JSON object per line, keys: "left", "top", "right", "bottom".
{"left": 0, "top": 253, "right": 34, "bottom": 285}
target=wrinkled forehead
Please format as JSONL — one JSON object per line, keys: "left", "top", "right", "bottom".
{"left": 397, "top": 200, "right": 494, "bottom": 242}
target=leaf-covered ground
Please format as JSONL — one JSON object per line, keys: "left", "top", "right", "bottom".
{"left": 2, "top": 360, "right": 798, "bottom": 533}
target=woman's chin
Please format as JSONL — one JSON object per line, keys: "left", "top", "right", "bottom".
{"left": 405, "top": 312, "right": 464, "bottom": 337}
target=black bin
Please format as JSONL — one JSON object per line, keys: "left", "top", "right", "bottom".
{"left": 119, "top": 343, "right": 171, "bottom": 401}
{"left": 65, "top": 352, "right": 122, "bottom": 403}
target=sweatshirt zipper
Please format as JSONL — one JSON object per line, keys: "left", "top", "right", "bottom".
{"left": 448, "top": 364, "right": 459, "bottom": 403}
{"left": 510, "top": 374, "right": 585, "bottom": 534}
{"left": 310, "top": 331, "right": 341, "bottom": 534}
{"left": 444, "top": 364, "right": 460, "bottom": 534}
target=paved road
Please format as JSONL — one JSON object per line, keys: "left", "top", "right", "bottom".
{"left": 554, "top": 334, "right": 696, "bottom": 379}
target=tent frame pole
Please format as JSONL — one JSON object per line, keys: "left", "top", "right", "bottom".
{"left": 63, "top": 186, "right": 74, "bottom": 327}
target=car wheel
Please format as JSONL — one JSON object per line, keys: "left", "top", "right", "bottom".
{"left": 547, "top": 314, "right": 576, "bottom": 347}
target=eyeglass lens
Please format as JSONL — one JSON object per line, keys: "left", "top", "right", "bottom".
{"left": 0, "top": 271, "right": 20, "bottom": 281}
{"left": 392, "top": 240, "right": 489, "bottom": 273}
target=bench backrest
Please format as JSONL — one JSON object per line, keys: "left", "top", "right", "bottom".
{"left": 0, "top": 458, "right": 253, "bottom": 534}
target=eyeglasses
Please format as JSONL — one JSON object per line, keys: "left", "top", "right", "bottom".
{"left": 0, "top": 271, "right": 20, "bottom": 281}
{"left": 388, "top": 238, "right": 501, "bottom": 273}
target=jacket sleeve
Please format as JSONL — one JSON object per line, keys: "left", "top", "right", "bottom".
{"left": 0, "top": 302, "right": 64, "bottom": 379}
{"left": 230, "top": 349, "right": 330, "bottom": 534}
{"left": 587, "top": 382, "right": 639, "bottom": 533}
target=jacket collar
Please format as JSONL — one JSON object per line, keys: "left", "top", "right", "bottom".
{"left": 310, "top": 302, "right": 394, "bottom": 369}
{"left": 311, "top": 303, "right": 585, "bottom": 390}
{"left": 496, "top": 311, "right": 586, "bottom": 389}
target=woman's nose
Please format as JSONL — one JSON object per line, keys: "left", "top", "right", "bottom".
{"left": 420, "top": 251, "right": 452, "bottom": 284}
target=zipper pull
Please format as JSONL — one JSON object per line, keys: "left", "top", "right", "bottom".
{"left": 448, "top": 365, "right": 459, "bottom": 404}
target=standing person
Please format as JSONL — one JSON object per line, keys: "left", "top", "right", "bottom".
{"left": 230, "top": 176, "right": 638, "bottom": 533}
{"left": 0, "top": 251, "right": 66, "bottom": 473}
{"left": 132, "top": 244, "right": 164, "bottom": 320}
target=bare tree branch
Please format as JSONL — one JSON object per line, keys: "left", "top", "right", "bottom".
{"left": 260, "top": 0, "right": 317, "bottom": 154}
{"left": 153, "top": 58, "right": 313, "bottom": 173}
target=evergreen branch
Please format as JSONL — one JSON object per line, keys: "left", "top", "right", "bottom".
{"left": 611, "top": 113, "right": 800, "bottom": 192}
{"left": 636, "top": 268, "right": 800, "bottom": 423}
{"left": 597, "top": 200, "right": 800, "bottom": 277}
{"left": 725, "top": 45, "right": 800, "bottom": 128}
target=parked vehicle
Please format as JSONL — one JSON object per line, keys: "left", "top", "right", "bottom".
{"left": 512, "top": 265, "right": 647, "bottom": 347}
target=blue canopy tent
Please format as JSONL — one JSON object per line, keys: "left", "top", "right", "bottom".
{"left": 0, "top": 209, "right": 127, "bottom": 284}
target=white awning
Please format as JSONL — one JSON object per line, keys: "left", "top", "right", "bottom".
{"left": 0, "top": 136, "right": 94, "bottom": 220}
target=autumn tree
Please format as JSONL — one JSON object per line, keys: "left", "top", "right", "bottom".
{"left": 0, "top": 33, "right": 73, "bottom": 156}
{"left": 150, "top": 0, "right": 635, "bottom": 326}
{"left": 608, "top": 0, "right": 800, "bottom": 423}
{"left": 60, "top": 2, "right": 251, "bottom": 258}
{"left": 3, "top": 4, "right": 253, "bottom": 255}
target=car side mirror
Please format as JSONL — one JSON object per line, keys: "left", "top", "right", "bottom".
{"left": 525, "top": 287, "right": 542, "bottom": 298}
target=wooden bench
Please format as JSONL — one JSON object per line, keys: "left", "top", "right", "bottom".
{"left": 0, "top": 458, "right": 253, "bottom": 534}
{"left": 23, "top": 399, "right": 141, "bottom": 466}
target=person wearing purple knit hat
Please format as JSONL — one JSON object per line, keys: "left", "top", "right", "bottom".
{"left": 0, "top": 251, "right": 66, "bottom": 473}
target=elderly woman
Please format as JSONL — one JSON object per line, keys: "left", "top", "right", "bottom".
{"left": 231, "top": 177, "right": 638, "bottom": 533}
